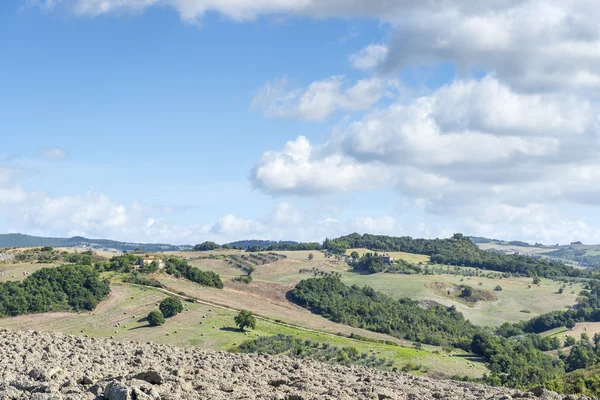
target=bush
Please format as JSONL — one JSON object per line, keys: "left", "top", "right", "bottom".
{"left": 159, "top": 297, "right": 183, "bottom": 318}
{"left": 494, "top": 285, "right": 503, "bottom": 291}
{"left": 147, "top": 310, "right": 165, "bottom": 326}
{"left": 233, "top": 276, "right": 253, "bottom": 284}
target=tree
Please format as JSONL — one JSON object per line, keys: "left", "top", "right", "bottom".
{"left": 159, "top": 297, "right": 183, "bottom": 318}
{"left": 533, "top": 277, "right": 541, "bottom": 285}
{"left": 565, "top": 335, "right": 576, "bottom": 347}
{"left": 566, "top": 319, "right": 576, "bottom": 330}
{"left": 147, "top": 310, "right": 165, "bottom": 326}
{"left": 350, "top": 251, "right": 360, "bottom": 260}
{"left": 558, "top": 287, "right": 564, "bottom": 294}
{"left": 308, "top": 253, "right": 314, "bottom": 260}
{"left": 193, "top": 241, "right": 221, "bottom": 251}
{"left": 494, "top": 285, "right": 503, "bottom": 291}
{"left": 234, "top": 310, "right": 256, "bottom": 331}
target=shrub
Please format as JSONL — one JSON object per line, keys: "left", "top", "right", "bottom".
{"left": 233, "top": 276, "right": 253, "bottom": 284}
{"left": 147, "top": 310, "right": 165, "bottom": 326}
{"left": 494, "top": 285, "right": 503, "bottom": 291}
{"left": 159, "top": 297, "right": 183, "bottom": 318}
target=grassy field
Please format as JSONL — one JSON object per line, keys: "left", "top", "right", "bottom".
{"left": 0, "top": 282, "right": 485, "bottom": 378}
{"left": 0, "top": 262, "right": 60, "bottom": 282}
{"left": 542, "top": 322, "right": 600, "bottom": 344}
{"left": 339, "top": 271, "right": 580, "bottom": 326}
{"left": 345, "top": 248, "right": 430, "bottom": 264}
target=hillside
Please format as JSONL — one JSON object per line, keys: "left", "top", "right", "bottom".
{"left": 0, "top": 328, "right": 576, "bottom": 400}
{"left": 0, "top": 233, "right": 190, "bottom": 252}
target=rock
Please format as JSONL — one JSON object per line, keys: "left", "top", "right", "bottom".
{"left": 104, "top": 381, "right": 131, "bottom": 400}
{"left": 133, "top": 370, "right": 163, "bottom": 385}
{"left": 78, "top": 375, "right": 94, "bottom": 385}
{"left": 220, "top": 383, "right": 234, "bottom": 393}
{"left": 0, "top": 328, "right": 569, "bottom": 400}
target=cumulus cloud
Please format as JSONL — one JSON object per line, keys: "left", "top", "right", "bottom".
{"left": 38, "top": 147, "right": 68, "bottom": 160}
{"left": 379, "top": 1, "right": 600, "bottom": 93}
{"left": 250, "top": 76, "right": 600, "bottom": 232}
{"left": 250, "top": 136, "right": 391, "bottom": 195}
{"left": 251, "top": 76, "right": 396, "bottom": 121}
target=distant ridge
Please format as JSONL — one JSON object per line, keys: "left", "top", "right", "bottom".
{"left": 0, "top": 233, "right": 191, "bottom": 252}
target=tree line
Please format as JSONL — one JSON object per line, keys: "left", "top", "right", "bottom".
{"left": 324, "top": 233, "right": 582, "bottom": 278}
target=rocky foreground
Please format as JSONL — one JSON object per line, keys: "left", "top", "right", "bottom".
{"left": 0, "top": 328, "right": 593, "bottom": 400}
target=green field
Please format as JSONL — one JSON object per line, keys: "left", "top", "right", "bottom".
{"left": 0, "top": 262, "right": 60, "bottom": 282}
{"left": 339, "top": 271, "right": 579, "bottom": 326}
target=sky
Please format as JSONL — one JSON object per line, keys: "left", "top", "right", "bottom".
{"left": 1, "top": 0, "right": 600, "bottom": 245}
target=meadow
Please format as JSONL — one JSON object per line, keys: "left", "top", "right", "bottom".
{"left": 0, "top": 262, "right": 59, "bottom": 282}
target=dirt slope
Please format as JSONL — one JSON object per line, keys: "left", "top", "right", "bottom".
{"left": 0, "top": 328, "right": 589, "bottom": 400}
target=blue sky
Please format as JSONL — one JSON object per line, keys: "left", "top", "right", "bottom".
{"left": 2, "top": 0, "right": 600, "bottom": 245}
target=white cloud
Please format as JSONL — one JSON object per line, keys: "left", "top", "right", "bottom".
{"left": 252, "top": 76, "right": 396, "bottom": 121}
{"left": 38, "top": 147, "right": 68, "bottom": 160}
{"left": 250, "top": 75, "right": 600, "bottom": 242}
{"left": 24, "top": 191, "right": 129, "bottom": 234}
{"left": 349, "top": 44, "right": 388, "bottom": 70}
{"left": 250, "top": 136, "right": 390, "bottom": 195}
{"left": 252, "top": 77, "right": 594, "bottom": 196}
{"left": 0, "top": 186, "right": 29, "bottom": 204}
{"left": 380, "top": 1, "right": 600, "bottom": 93}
